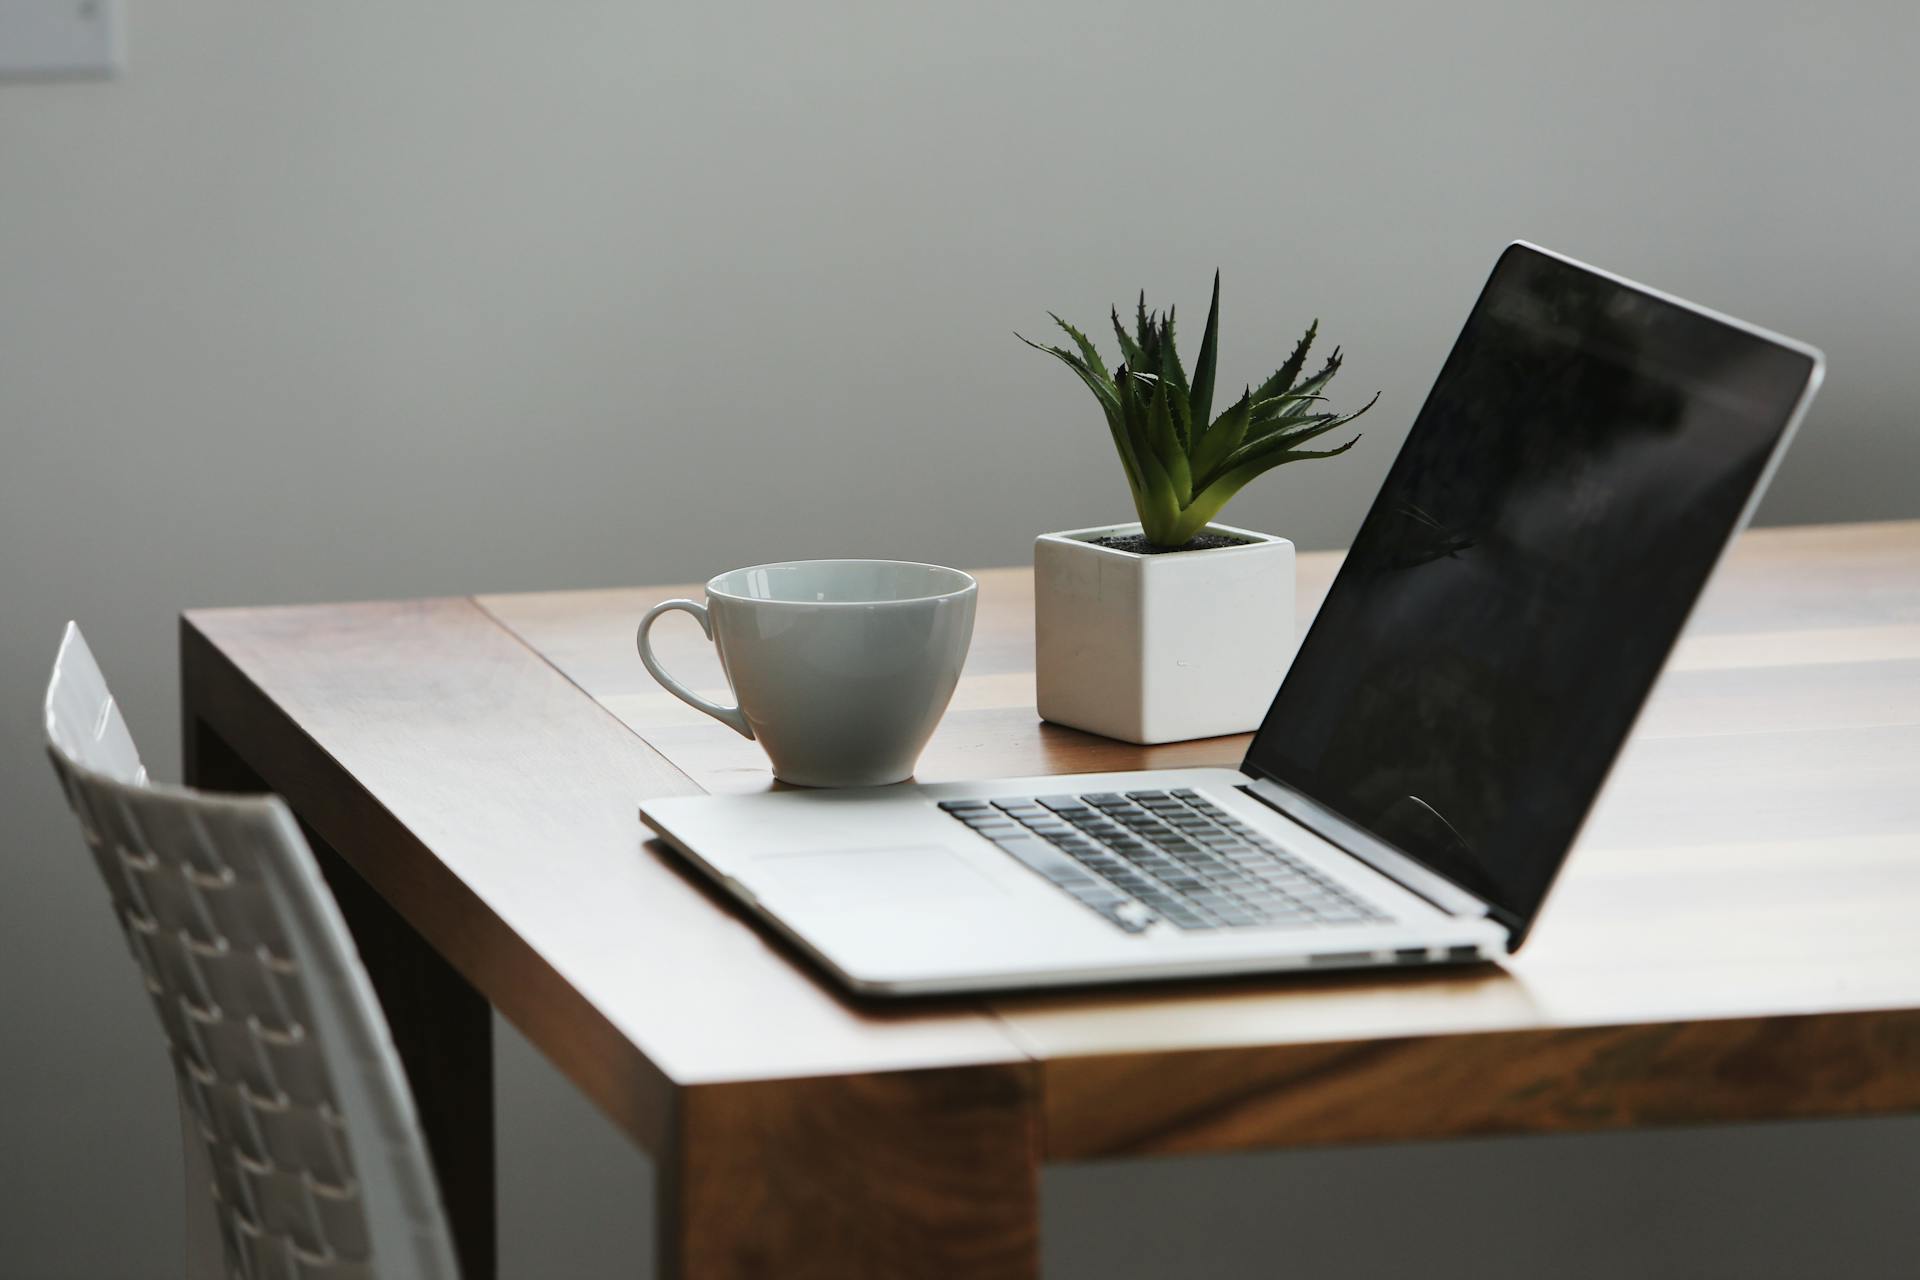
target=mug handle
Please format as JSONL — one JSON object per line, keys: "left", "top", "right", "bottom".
{"left": 636, "top": 600, "right": 755, "bottom": 739}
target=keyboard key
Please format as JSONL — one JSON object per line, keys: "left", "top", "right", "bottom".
{"left": 994, "top": 837, "right": 1097, "bottom": 885}
{"left": 938, "top": 799, "right": 991, "bottom": 812}
{"left": 1066, "top": 881, "right": 1125, "bottom": 908}
{"left": 1060, "top": 883, "right": 1154, "bottom": 932}
{"left": 1090, "top": 899, "right": 1154, "bottom": 932}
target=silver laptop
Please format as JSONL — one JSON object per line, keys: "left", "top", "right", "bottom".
{"left": 641, "top": 242, "right": 1824, "bottom": 996}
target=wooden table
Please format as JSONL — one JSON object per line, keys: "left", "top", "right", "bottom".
{"left": 179, "top": 520, "right": 1920, "bottom": 1279}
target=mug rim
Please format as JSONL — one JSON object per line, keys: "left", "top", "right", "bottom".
{"left": 705, "top": 559, "right": 978, "bottom": 608}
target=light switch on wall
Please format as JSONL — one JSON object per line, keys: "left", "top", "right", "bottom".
{"left": 0, "top": 0, "right": 122, "bottom": 78}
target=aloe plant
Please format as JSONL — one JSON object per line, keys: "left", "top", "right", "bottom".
{"left": 1020, "top": 272, "right": 1376, "bottom": 548}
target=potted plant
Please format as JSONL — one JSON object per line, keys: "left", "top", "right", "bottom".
{"left": 1019, "top": 272, "right": 1376, "bottom": 743}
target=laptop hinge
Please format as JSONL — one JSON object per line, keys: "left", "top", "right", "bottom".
{"left": 1240, "top": 776, "right": 1515, "bottom": 935}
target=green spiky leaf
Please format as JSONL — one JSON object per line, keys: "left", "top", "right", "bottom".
{"left": 1167, "top": 376, "right": 1192, "bottom": 452}
{"left": 1049, "top": 313, "right": 1110, "bottom": 385}
{"left": 1110, "top": 305, "right": 1146, "bottom": 371}
{"left": 1208, "top": 425, "right": 1365, "bottom": 486}
{"left": 1281, "top": 348, "right": 1345, "bottom": 406}
{"left": 1247, "top": 390, "right": 1327, "bottom": 422}
{"left": 1210, "top": 392, "right": 1377, "bottom": 484}
{"left": 1113, "top": 363, "right": 1148, "bottom": 487}
{"left": 1251, "top": 320, "right": 1319, "bottom": 403}
{"left": 1190, "top": 386, "right": 1253, "bottom": 480}
{"left": 1147, "top": 378, "right": 1191, "bottom": 505}
{"left": 1151, "top": 306, "right": 1189, "bottom": 445}
{"left": 1017, "top": 332, "right": 1138, "bottom": 489}
{"left": 1189, "top": 270, "right": 1222, "bottom": 439}
{"left": 1014, "top": 332, "right": 1113, "bottom": 416}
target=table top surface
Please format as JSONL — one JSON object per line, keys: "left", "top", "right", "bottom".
{"left": 184, "top": 520, "right": 1920, "bottom": 1157}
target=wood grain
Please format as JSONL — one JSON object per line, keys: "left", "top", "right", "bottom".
{"left": 666, "top": 1065, "right": 1040, "bottom": 1279}
{"left": 1044, "top": 1009, "right": 1920, "bottom": 1159}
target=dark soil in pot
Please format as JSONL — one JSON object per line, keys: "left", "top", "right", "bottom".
{"left": 1089, "top": 532, "right": 1254, "bottom": 555}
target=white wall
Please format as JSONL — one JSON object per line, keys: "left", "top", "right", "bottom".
{"left": 3, "top": 2, "right": 1918, "bottom": 1275}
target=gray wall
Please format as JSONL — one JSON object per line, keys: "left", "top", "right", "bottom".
{"left": 4, "top": 2, "right": 1917, "bottom": 1276}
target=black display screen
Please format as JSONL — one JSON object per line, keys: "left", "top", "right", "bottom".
{"left": 1244, "top": 244, "right": 1819, "bottom": 938}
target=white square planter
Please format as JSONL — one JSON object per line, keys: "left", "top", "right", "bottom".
{"left": 1034, "top": 521, "right": 1295, "bottom": 744}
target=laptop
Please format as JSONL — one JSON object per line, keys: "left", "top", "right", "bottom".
{"left": 640, "top": 242, "right": 1825, "bottom": 996}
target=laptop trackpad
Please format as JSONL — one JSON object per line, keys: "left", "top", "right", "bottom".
{"left": 745, "top": 845, "right": 1005, "bottom": 910}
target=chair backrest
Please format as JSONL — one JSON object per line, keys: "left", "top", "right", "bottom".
{"left": 44, "top": 623, "right": 461, "bottom": 1280}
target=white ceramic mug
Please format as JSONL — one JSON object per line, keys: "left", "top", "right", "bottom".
{"left": 636, "top": 560, "right": 978, "bottom": 788}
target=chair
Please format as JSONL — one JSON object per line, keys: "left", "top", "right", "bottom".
{"left": 44, "top": 622, "right": 461, "bottom": 1280}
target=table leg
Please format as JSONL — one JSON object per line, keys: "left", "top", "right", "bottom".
{"left": 657, "top": 1064, "right": 1041, "bottom": 1279}
{"left": 184, "top": 717, "right": 498, "bottom": 1280}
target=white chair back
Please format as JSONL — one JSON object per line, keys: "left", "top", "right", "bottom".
{"left": 44, "top": 623, "right": 461, "bottom": 1280}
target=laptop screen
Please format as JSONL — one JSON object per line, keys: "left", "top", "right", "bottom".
{"left": 1243, "top": 243, "right": 1820, "bottom": 939}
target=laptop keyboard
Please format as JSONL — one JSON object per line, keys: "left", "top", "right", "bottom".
{"left": 939, "top": 789, "right": 1390, "bottom": 935}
